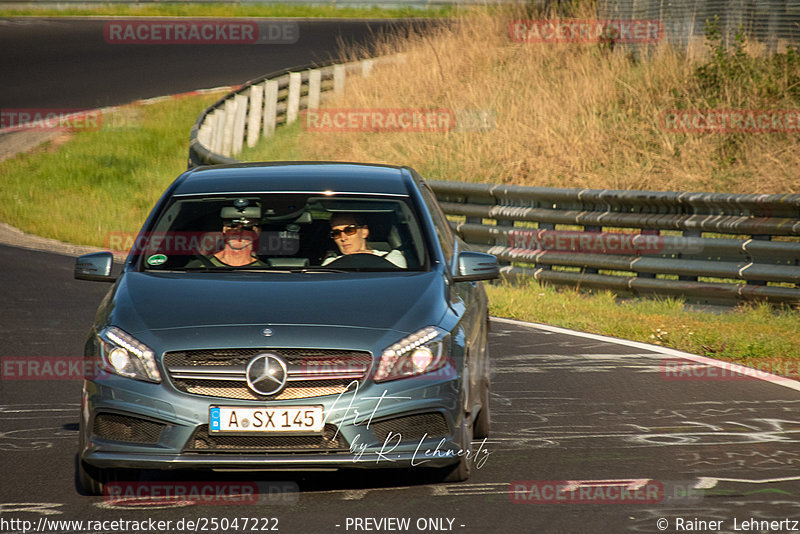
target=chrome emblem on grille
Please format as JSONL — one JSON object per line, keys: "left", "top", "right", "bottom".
{"left": 245, "top": 353, "right": 287, "bottom": 396}
{"left": 261, "top": 328, "right": 273, "bottom": 337}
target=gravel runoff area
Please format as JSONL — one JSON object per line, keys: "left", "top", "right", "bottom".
{"left": 0, "top": 128, "right": 61, "bottom": 163}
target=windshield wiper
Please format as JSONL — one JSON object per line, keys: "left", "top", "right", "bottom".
{"left": 177, "top": 267, "right": 296, "bottom": 273}
{"left": 295, "top": 267, "right": 348, "bottom": 273}
{"left": 177, "top": 267, "right": 238, "bottom": 272}
{"left": 156, "top": 266, "right": 354, "bottom": 274}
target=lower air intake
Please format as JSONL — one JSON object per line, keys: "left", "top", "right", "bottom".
{"left": 371, "top": 412, "right": 449, "bottom": 443}
{"left": 184, "top": 424, "right": 349, "bottom": 453}
{"left": 92, "top": 413, "right": 166, "bottom": 444}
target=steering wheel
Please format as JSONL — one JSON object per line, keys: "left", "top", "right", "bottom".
{"left": 325, "top": 253, "right": 396, "bottom": 269}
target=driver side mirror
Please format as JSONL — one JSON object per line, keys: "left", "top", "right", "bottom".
{"left": 74, "top": 252, "right": 117, "bottom": 283}
{"left": 453, "top": 251, "right": 499, "bottom": 282}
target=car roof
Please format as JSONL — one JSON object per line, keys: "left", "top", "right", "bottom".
{"left": 172, "top": 162, "right": 415, "bottom": 196}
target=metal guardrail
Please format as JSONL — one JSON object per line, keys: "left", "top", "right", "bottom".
{"left": 431, "top": 181, "right": 800, "bottom": 304}
{"left": 188, "top": 56, "right": 800, "bottom": 305}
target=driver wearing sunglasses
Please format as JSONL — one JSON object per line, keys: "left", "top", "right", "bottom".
{"left": 322, "top": 213, "right": 406, "bottom": 268}
{"left": 212, "top": 218, "right": 266, "bottom": 267}
{"left": 186, "top": 205, "right": 268, "bottom": 268}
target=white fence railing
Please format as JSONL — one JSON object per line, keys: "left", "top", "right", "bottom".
{"left": 188, "top": 55, "right": 402, "bottom": 167}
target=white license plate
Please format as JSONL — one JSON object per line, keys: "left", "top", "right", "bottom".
{"left": 209, "top": 406, "right": 324, "bottom": 434}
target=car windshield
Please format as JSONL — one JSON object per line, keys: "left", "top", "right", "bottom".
{"left": 138, "top": 194, "right": 428, "bottom": 272}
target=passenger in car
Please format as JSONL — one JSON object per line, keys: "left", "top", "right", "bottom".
{"left": 323, "top": 213, "right": 406, "bottom": 268}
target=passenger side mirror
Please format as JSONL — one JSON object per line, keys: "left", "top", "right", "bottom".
{"left": 452, "top": 251, "right": 499, "bottom": 282}
{"left": 75, "top": 252, "right": 117, "bottom": 283}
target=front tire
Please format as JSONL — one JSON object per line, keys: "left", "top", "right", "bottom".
{"left": 473, "top": 379, "right": 490, "bottom": 440}
{"left": 437, "top": 413, "right": 473, "bottom": 483}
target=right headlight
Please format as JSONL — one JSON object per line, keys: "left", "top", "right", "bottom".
{"left": 374, "top": 326, "right": 449, "bottom": 383}
{"left": 97, "top": 326, "right": 161, "bottom": 383}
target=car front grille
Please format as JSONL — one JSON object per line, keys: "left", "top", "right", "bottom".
{"left": 184, "top": 424, "right": 349, "bottom": 453}
{"left": 92, "top": 413, "right": 167, "bottom": 444}
{"left": 163, "top": 348, "right": 372, "bottom": 401}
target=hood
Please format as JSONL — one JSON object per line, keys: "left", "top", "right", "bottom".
{"left": 105, "top": 270, "right": 447, "bottom": 336}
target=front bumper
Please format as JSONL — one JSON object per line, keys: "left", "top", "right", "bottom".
{"left": 83, "top": 450, "right": 460, "bottom": 470}
{"left": 80, "top": 369, "right": 466, "bottom": 472}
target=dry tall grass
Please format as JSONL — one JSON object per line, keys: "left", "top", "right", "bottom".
{"left": 259, "top": 6, "right": 800, "bottom": 194}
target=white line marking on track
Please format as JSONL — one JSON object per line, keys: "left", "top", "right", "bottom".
{"left": 491, "top": 317, "right": 800, "bottom": 393}
{"left": 695, "top": 475, "right": 800, "bottom": 489}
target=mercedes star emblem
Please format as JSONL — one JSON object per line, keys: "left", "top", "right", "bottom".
{"left": 245, "top": 353, "right": 288, "bottom": 396}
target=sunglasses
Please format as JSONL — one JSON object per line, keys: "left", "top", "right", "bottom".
{"left": 330, "top": 224, "right": 363, "bottom": 238}
{"left": 223, "top": 222, "right": 256, "bottom": 231}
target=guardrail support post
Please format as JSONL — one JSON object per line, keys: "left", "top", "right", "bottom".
{"left": 308, "top": 69, "right": 321, "bottom": 110}
{"left": 247, "top": 85, "right": 264, "bottom": 148}
{"left": 361, "top": 59, "right": 374, "bottom": 77}
{"left": 333, "top": 64, "right": 346, "bottom": 95}
{"left": 263, "top": 80, "right": 278, "bottom": 137}
{"left": 198, "top": 122, "right": 213, "bottom": 149}
{"left": 746, "top": 234, "right": 771, "bottom": 286}
{"left": 583, "top": 225, "right": 601, "bottom": 274}
{"left": 287, "top": 72, "right": 301, "bottom": 124}
{"left": 537, "top": 222, "right": 554, "bottom": 271}
{"left": 637, "top": 229, "right": 659, "bottom": 278}
{"left": 232, "top": 94, "right": 248, "bottom": 156}
{"left": 211, "top": 109, "right": 225, "bottom": 155}
{"left": 221, "top": 99, "right": 238, "bottom": 157}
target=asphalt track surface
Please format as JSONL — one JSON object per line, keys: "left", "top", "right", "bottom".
{"left": 0, "top": 18, "right": 435, "bottom": 109}
{"left": 2, "top": 244, "right": 800, "bottom": 534}
{"left": 2, "top": 15, "right": 800, "bottom": 534}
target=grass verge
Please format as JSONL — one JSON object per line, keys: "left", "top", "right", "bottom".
{"left": 0, "top": 3, "right": 455, "bottom": 18}
{"left": 0, "top": 93, "right": 224, "bottom": 247}
{"left": 487, "top": 279, "right": 800, "bottom": 368}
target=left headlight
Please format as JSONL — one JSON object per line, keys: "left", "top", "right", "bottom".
{"left": 97, "top": 326, "right": 161, "bottom": 383}
{"left": 374, "top": 326, "right": 449, "bottom": 383}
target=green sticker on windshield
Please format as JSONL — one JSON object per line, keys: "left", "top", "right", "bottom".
{"left": 147, "top": 254, "right": 167, "bottom": 266}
